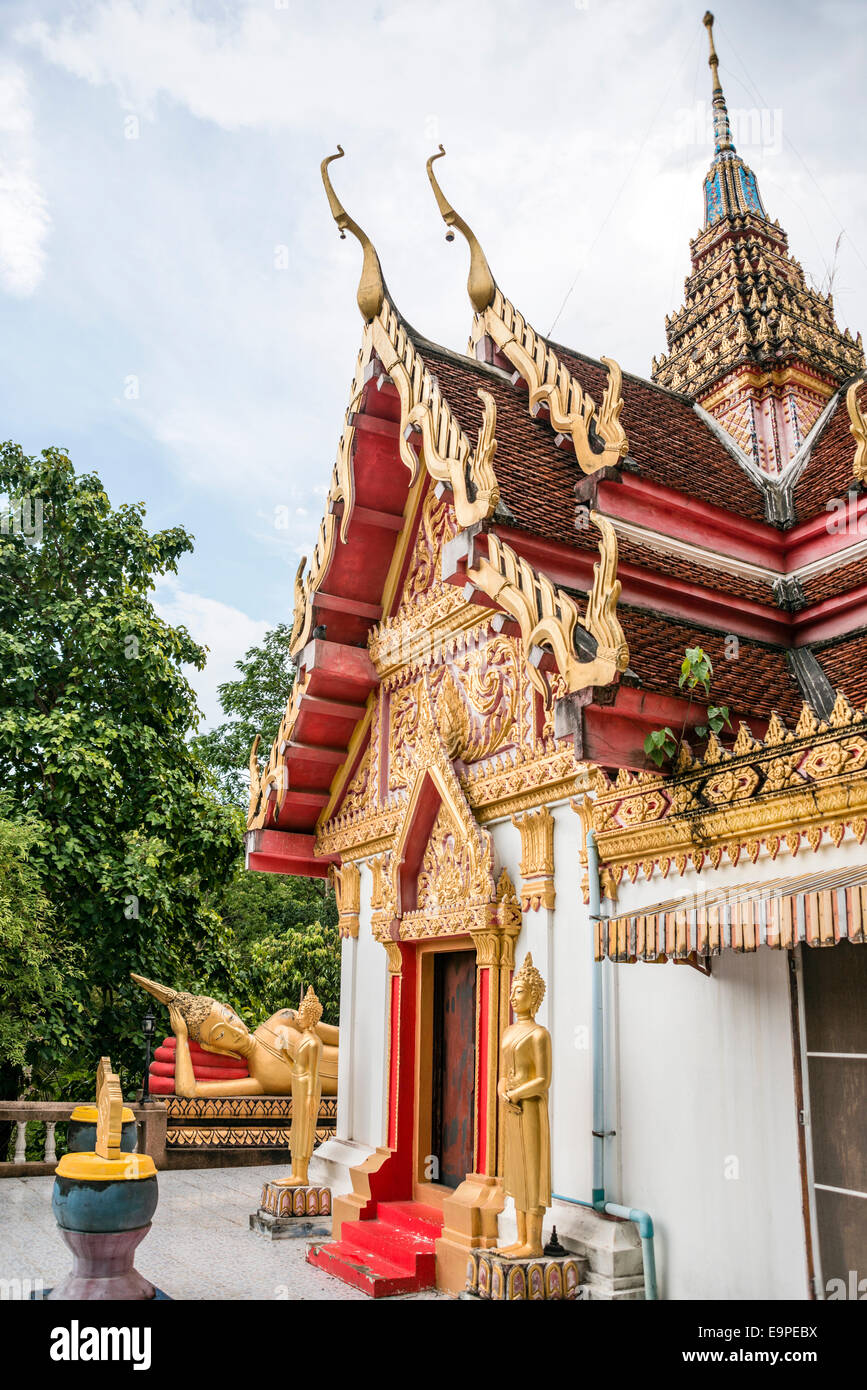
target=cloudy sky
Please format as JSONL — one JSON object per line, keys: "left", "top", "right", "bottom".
{"left": 1, "top": 0, "right": 865, "bottom": 726}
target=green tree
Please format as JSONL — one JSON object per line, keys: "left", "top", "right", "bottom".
{"left": 219, "top": 872, "right": 340, "bottom": 1025}
{"left": 192, "top": 624, "right": 341, "bottom": 1027}
{"left": 0, "top": 806, "right": 82, "bottom": 1163}
{"left": 0, "top": 808, "right": 79, "bottom": 1075}
{"left": 191, "top": 622, "right": 295, "bottom": 806}
{"left": 0, "top": 444, "right": 240, "bottom": 1092}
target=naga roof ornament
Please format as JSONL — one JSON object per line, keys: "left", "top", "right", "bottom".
{"left": 321, "top": 146, "right": 385, "bottom": 322}
{"left": 466, "top": 511, "right": 629, "bottom": 701}
{"left": 426, "top": 145, "right": 496, "bottom": 313}
{"left": 847, "top": 378, "right": 867, "bottom": 485}
{"left": 426, "top": 146, "right": 628, "bottom": 476}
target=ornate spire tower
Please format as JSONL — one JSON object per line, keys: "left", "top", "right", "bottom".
{"left": 652, "top": 12, "right": 864, "bottom": 474}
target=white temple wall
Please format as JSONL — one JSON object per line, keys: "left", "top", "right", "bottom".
{"left": 491, "top": 804, "right": 596, "bottom": 1208}
{"left": 507, "top": 808, "right": 817, "bottom": 1298}
{"left": 614, "top": 947, "right": 806, "bottom": 1300}
{"left": 339, "top": 860, "right": 390, "bottom": 1151}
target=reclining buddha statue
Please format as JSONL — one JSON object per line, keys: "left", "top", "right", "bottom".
{"left": 131, "top": 974, "right": 339, "bottom": 1098}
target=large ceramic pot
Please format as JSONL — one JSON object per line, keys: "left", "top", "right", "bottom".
{"left": 52, "top": 1170, "right": 158, "bottom": 1233}
{"left": 47, "top": 1152, "right": 159, "bottom": 1301}
{"left": 67, "top": 1105, "right": 138, "bottom": 1155}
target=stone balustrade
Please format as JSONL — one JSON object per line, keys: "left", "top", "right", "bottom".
{"left": 0, "top": 1101, "right": 167, "bottom": 1176}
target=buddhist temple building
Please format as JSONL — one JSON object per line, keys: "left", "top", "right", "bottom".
{"left": 246, "top": 14, "right": 867, "bottom": 1299}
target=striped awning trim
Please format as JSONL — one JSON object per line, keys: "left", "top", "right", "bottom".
{"left": 598, "top": 863, "right": 867, "bottom": 962}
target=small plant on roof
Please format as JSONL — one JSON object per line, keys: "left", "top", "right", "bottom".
{"left": 643, "top": 646, "right": 731, "bottom": 768}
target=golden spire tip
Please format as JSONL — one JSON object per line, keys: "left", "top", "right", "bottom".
{"left": 424, "top": 146, "right": 496, "bottom": 313}
{"left": 320, "top": 146, "right": 385, "bottom": 321}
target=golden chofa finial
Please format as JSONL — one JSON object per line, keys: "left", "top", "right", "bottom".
{"left": 703, "top": 11, "right": 721, "bottom": 88}
{"left": 702, "top": 12, "right": 734, "bottom": 153}
{"left": 321, "top": 146, "right": 385, "bottom": 322}
{"left": 426, "top": 145, "right": 496, "bottom": 314}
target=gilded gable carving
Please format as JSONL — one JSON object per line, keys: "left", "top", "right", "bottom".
{"left": 417, "top": 805, "right": 477, "bottom": 910}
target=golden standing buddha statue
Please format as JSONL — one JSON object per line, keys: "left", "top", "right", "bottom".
{"left": 496, "top": 953, "right": 552, "bottom": 1259}
{"left": 276, "top": 985, "right": 324, "bottom": 1188}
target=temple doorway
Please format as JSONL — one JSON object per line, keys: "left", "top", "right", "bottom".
{"left": 800, "top": 941, "right": 867, "bottom": 1294}
{"left": 431, "top": 950, "right": 476, "bottom": 1188}
{"left": 414, "top": 941, "right": 476, "bottom": 1199}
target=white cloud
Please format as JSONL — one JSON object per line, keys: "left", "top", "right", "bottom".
{"left": 7, "top": 0, "right": 866, "bottom": 627}
{"left": 152, "top": 576, "right": 268, "bottom": 729}
{"left": 0, "top": 65, "right": 50, "bottom": 295}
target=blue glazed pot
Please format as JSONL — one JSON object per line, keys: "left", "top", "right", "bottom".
{"left": 67, "top": 1119, "right": 137, "bottom": 1154}
{"left": 52, "top": 1174, "right": 159, "bottom": 1233}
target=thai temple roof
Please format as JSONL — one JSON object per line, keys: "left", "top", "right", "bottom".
{"left": 652, "top": 14, "right": 863, "bottom": 466}
{"left": 246, "top": 15, "right": 867, "bottom": 862}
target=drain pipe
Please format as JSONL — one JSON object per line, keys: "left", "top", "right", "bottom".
{"left": 557, "top": 827, "right": 658, "bottom": 1300}
{"left": 588, "top": 828, "right": 606, "bottom": 1208}
{"left": 552, "top": 1191, "right": 658, "bottom": 1301}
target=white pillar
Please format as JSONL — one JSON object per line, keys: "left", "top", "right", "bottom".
{"left": 337, "top": 925, "right": 357, "bottom": 1142}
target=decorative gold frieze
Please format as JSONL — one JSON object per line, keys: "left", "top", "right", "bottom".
{"left": 317, "top": 806, "right": 400, "bottom": 861}
{"left": 316, "top": 734, "right": 590, "bottom": 861}
{"left": 592, "top": 691, "right": 867, "bottom": 881}
{"left": 512, "top": 808, "right": 556, "bottom": 912}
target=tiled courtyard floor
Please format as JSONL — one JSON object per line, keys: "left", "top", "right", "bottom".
{"left": 0, "top": 1165, "right": 447, "bottom": 1300}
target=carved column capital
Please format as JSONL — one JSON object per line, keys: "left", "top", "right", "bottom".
{"left": 512, "top": 806, "right": 556, "bottom": 912}
{"left": 331, "top": 860, "right": 361, "bottom": 939}
{"left": 382, "top": 940, "right": 403, "bottom": 975}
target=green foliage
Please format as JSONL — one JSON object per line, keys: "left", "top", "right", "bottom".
{"left": 644, "top": 726, "right": 677, "bottom": 768}
{"left": 694, "top": 705, "right": 731, "bottom": 741}
{"left": 0, "top": 443, "right": 240, "bottom": 1093}
{"left": 678, "top": 645, "right": 713, "bottom": 696}
{"left": 216, "top": 869, "right": 340, "bottom": 1026}
{"left": 192, "top": 622, "right": 342, "bottom": 1030}
{"left": 191, "top": 623, "right": 295, "bottom": 806}
{"left": 644, "top": 646, "right": 731, "bottom": 768}
{"left": 0, "top": 807, "right": 81, "bottom": 1075}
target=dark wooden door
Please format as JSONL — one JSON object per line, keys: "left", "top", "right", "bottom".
{"left": 801, "top": 941, "right": 867, "bottom": 1292}
{"left": 431, "top": 950, "right": 476, "bottom": 1189}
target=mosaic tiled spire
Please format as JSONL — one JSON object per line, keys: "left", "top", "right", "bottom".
{"left": 702, "top": 10, "right": 767, "bottom": 226}
{"left": 653, "top": 13, "right": 864, "bottom": 474}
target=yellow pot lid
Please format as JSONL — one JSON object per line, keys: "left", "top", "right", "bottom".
{"left": 70, "top": 1105, "right": 136, "bottom": 1123}
{"left": 56, "top": 1151, "right": 157, "bottom": 1182}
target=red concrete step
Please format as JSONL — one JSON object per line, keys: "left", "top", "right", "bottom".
{"left": 307, "top": 1236, "right": 423, "bottom": 1298}
{"left": 377, "top": 1201, "right": 444, "bottom": 1241}
{"left": 338, "top": 1217, "right": 435, "bottom": 1279}
{"left": 307, "top": 1199, "right": 443, "bottom": 1297}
